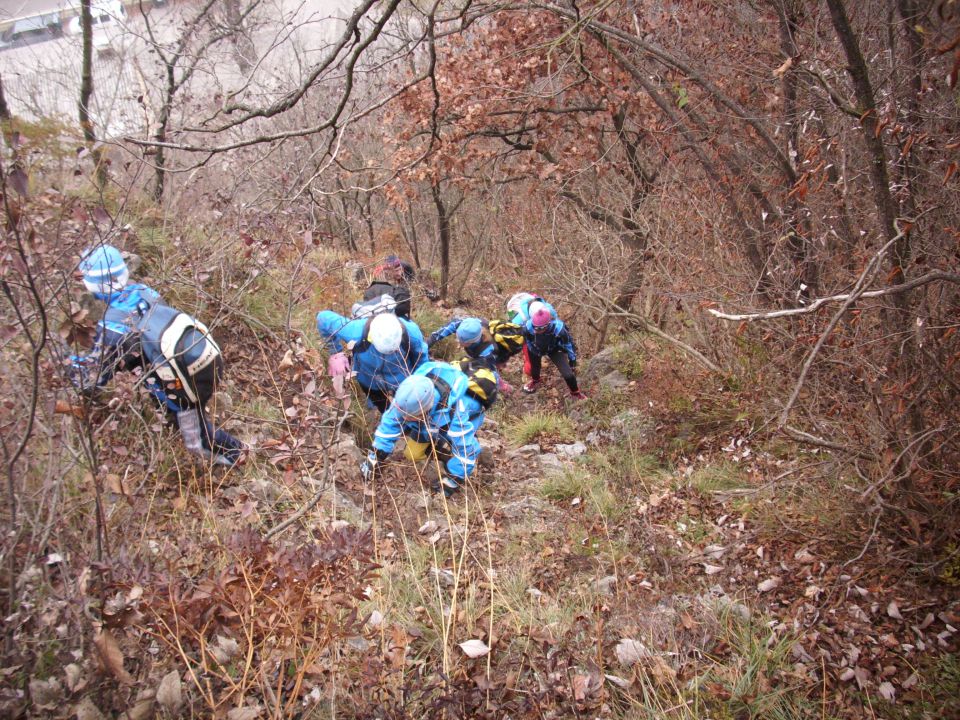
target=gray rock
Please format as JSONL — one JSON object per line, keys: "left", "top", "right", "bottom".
{"left": 122, "top": 251, "right": 142, "bottom": 274}
{"left": 430, "top": 567, "right": 456, "bottom": 588}
{"left": 595, "top": 575, "right": 618, "bottom": 594}
{"left": 248, "top": 478, "right": 282, "bottom": 505}
{"left": 478, "top": 447, "right": 495, "bottom": 468}
{"left": 599, "top": 370, "right": 630, "bottom": 390}
{"left": 555, "top": 442, "right": 587, "bottom": 458}
{"left": 583, "top": 346, "right": 620, "bottom": 380}
{"left": 320, "top": 485, "right": 363, "bottom": 519}
{"left": 610, "top": 408, "right": 656, "bottom": 443}
{"left": 500, "top": 496, "right": 555, "bottom": 520}
{"left": 335, "top": 437, "right": 366, "bottom": 464}
{"left": 510, "top": 443, "right": 541, "bottom": 459}
{"left": 346, "top": 635, "right": 372, "bottom": 652}
{"left": 539, "top": 453, "right": 565, "bottom": 473}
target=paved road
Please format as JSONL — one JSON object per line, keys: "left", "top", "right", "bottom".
{"left": 0, "top": 1, "right": 68, "bottom": 21}
{"left": 0, "top": 0, "right": 356, "bottom": 136}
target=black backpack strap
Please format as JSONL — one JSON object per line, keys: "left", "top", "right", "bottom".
{"left": 350, "top": 317, "right": 374, "bottom": 355}
{"left": 425, "top": 370, "right": 454, "bottom": 413}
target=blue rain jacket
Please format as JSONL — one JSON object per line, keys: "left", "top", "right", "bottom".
{"left": 372, "top": 361, "right": 484, "bottom": 480}
{"left": 523, "top": 317, "right": 577, "bottom": 363}
{"left": 71, "top": 283, "right": 163, "bottom": 387}
{"left": 316, "top": 310, "right": 427, "bottom": 393}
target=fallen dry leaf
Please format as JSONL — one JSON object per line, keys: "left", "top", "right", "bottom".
{"left": 459, "top": 639, "right": 490, "bottom": 658}
{"left": 94, "top": 629, "right": 133, "bottom": 684}
{"left": 156, "top": 670, "right": 182, "bottom": 714}
{"left": 615, "top": 638, "right": 650, "bottom": 666}
{"left": 604, "top": 674, "right": 632, "bottom": 688}
{"left": 757, "top": 577, "right": 781, "bottom": 593}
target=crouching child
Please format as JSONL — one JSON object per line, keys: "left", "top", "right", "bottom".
{"left": 360, "top": 361, "right": 488, "bottom": 497}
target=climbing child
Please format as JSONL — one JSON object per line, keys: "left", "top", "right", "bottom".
{"left": 360, "top": 360, "right": 487, "bottom": 497}
{"left": 70, "top": 244, "right": 246, "bottom": 466}
{"left": 522, "top": 306, "right": 586, "bottom": 400}
{"left": 317, "top": 310, "right": 428, "bottom": 413}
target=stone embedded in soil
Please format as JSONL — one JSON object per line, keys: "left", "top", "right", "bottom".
{"left": 511, "top": 444, "right": 541, "bottom": 459}
{"left": 500, "top": 496, "right": 555, "bottom": 520}
{"left": 555, "top": 441, "right": 587, "bottom": 458}
{"left": 430, "top": 567, "right": 456, "bottom": 588}
{"left": 539, "top": 453, "right": 565, "bottom": 473}
{"left": 595, "top": 575, "right": 618, "bottom": 594}
{"left": 599, "top": 370, "right": 630, "bottom": 390}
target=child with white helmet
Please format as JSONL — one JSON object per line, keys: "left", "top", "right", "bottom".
{"left": 316, "top": 309, "right": 428, "bottom": 413}
{"left": 71, "top": 244, "right": 246, "bottom": 466}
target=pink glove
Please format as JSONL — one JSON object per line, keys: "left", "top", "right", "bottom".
{"left": 328, "top": 352, "right": 350, "bottom": 378}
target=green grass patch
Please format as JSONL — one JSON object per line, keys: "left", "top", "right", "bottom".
{"left": 693, "top": 610, "right": 814, "bottom": 720}
{"left": 887, "top": 652, "right": 960, "bottom": 719}
{"left": 236, "top": 271, "right": 290, "bottom": 333}
{"left": 504, "top": 411, "right": 575, "bottom": 446}
{"left": 539, "top": 465, "right": 623, "bottom": 522}
{"left": 585, "top": 442, "right": 671, "bottom": 495}
{"left": 610, "top": 334, "right": 647, "bottom": 379}
{"left": 685, "top": 461, "right": 749, "bottom": 494}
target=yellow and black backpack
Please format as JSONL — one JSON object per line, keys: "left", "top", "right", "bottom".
{"left": 488, "top": 320, "right": 524, "bottom": 361}
{"left": 454, "top": 358, "right": 499, "bottom": 410}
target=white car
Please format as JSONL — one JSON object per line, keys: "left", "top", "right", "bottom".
{"left": 66, "top": 1, "right": 126, "bottom": 49}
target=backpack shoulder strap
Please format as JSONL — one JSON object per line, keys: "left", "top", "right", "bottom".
{"left": 351, "top": 317, "right": 375, "bottom": 354}
{"left": 425, "top": 369, "right": 454, "bottom": 413}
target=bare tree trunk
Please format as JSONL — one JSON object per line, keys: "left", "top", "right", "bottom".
{"left": 153, "top": 57, "right": 174, "bottom": 203}
{"left": 825, "top": 0, "right": 925, "bottom": 468}
{"left": 432, "top": 184, "right": 451, "bottom": 301}
{"left": 775, "top": 0, "right": 818, "bottom": 298}
{"left": 0, "top": 74, "right": 10, "bottom": 123}
{"left": 825, "top": 0, "right": 904, "bottom": 280}
{"left": 78, "top": 0, "right": 107, "bottom": 189}
{"left": 224, "top": 0, "right": 256, "bottom": 73}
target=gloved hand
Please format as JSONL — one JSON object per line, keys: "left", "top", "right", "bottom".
{"left": 360, "top": 449, "right": 388, "bottom": 482}
{"left": 328, "top": 352, "right": 350, "bottom": 378}
{"left": 426, "top": 333, "right": 438, "bottom": 349}
{"left": 432, "top": 471, "right": 460, "bottom": 498}
{"left": 569, "top": 357, "right": 577, "bottom": 368}
{"left": 67, "top": 362, "right": 97, "bottom": 395}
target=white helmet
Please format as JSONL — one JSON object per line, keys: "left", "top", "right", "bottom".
{"left": 506, "top": 292, "right": 534, "bottom": 316}
{"left": 368, "top": 313, "right": 404, "bottom": 354}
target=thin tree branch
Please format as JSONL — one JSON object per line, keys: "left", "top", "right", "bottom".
{"left": 707, "top": 270, "right": 960, "bottom": 321}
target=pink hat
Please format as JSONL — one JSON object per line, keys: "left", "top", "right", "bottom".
{"left": 531, "top": 308, "right": 552, "bottom": 328}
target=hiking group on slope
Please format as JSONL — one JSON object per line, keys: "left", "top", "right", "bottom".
{"left": 67, "top": 246, "right": 585, "bottom": 498}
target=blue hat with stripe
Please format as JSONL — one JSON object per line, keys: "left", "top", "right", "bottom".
{"left": 393, "top": 375, "right": 437, "bottom": 418}
{"left": 79, "top": 245, "right": 129, "bottom": 297}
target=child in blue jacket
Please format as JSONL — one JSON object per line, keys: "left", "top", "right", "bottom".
{"left": 360, "top": 361, "right": 486, "bottom": 497}
{"left": 522, "top": 307, "right": 586, "bottom": 399}
{"left": 71, "top": 245, "right": 245, "bottom": 466}
{"left": 316, "top": 310, "right": 427, "bottom": 412}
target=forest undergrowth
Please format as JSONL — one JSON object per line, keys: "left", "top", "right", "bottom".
{"left": 1, "top": 174, "right": 957, "bottom": 720}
